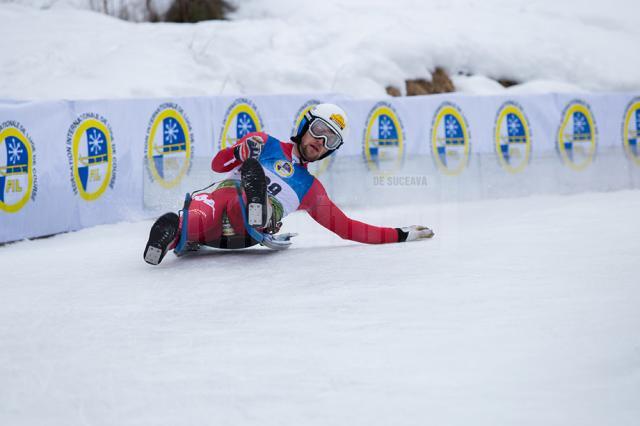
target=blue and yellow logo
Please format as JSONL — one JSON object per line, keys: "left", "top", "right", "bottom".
{"left": 292, "top": 99, "right": 333, "bottom": 176}
{"left": 364, "top": 102, "right": 404, "bottom": 173}
{"left": 431, "top": 102, "right": 470, "bottom": 176}
{"left": 145, "top": 103, "right": 192, "bottom": 189}
{"left": 557, "top": 100, "right": 597, "bottom": 171}
{"left": 274, "top": 160, "right": 294, "bottom": 178}
{"left": 67, "top": 113, "right": 115, "bottom": 201}
{"left": 0, "top": 121, "right": 36, "bottom": 213}
{"left": 622, "top": 98, "right": 640, "bottom": 166}
{"left": 219, "top": 98, "right": 263, "bottom": 150}
{"left": 494, "top": 102, "right": 532, "bottom": 174}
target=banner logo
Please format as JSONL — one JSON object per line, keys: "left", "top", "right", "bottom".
{"left": 292, "top": 99, "right": 334, "bottom": 176}
{"left": 0, "top": 121, "right": 37, "bottom": 213}
{"left": 145, "top": 103, "right": 192, "bottom": 189}
{"left": 494, "top": 102, "right": 532, "bottom": 173}
{"left": 623, "top": 98, "right": 640, "bottom": 166}
{"left": 364, "top": 102, "right": 404, "bottom": 173}
{"left": 556, "top": 100, "right": 597, "bottom": 171}
{"left": 67, "top": 113, "right": 115, "bottom": 201}
{"left": 431, "top": 102, "right": 470, "bottom": 175}
{"left": 219, "top": 98, "right": 263, "bottom": 150}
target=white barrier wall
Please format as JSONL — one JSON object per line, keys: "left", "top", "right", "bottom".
{"left": 2, "top": 92, "right": 640, "bottom": 243}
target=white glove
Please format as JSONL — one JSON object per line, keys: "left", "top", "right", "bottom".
{"left": 398, "top": 225, "right": 434, "bottom": 242}
{"left": 261, "top": 233, "right": 298, "bottom": 250}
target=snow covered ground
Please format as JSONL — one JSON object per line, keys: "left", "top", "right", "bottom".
{"left": 2, "top": 190, "right": 639, "bottom": 425}
{"left": 1, "top": 0, "right": 639, "bottom": 100}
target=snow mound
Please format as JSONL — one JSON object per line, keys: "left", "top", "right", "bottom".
{"left": 1, "top": 0, "right": 639, "bottom": 99}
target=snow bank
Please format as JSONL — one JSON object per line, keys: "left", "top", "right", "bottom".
{"left": 1, "top": 0, "right": 639, "bottom": 100}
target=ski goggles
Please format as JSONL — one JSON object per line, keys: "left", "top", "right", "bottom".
{"left": 308, "top": 118, "right": 343, "bottom": 150}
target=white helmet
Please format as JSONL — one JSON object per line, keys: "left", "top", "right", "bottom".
{"left": 293, "top": 103, "right": 349, "bottom": 161}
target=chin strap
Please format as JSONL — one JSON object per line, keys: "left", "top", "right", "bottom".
{"left": 291, "top": 120, "right": 310, "bottom": 163}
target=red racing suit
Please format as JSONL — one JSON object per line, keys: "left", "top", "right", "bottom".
{"left": 184, "top": 132, "right": 401, "bottom": 247}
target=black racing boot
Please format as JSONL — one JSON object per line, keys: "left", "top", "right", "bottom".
{"left": 143, "top": 212, "right": 179, "bottom": 265}
{"left": 240, "top": 158, "right": 268, "bottom": 228}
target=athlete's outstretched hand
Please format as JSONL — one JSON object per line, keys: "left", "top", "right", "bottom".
{"left": 234, "top": 135, "right": 265, "bottom": 162}
{"left": 397, "top": 225, "right": 434, "bottom": 242}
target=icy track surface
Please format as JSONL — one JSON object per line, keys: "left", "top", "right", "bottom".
{"left": 1, "top": 191, "right": 639, "bottom": 426}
